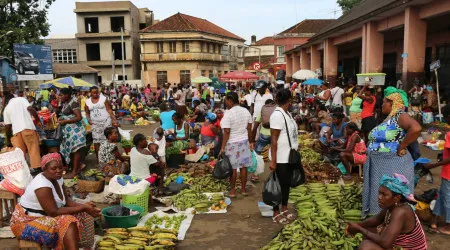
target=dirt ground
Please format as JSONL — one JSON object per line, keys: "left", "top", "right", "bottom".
{"left": 0, "top": 124, "right": 448, "bottom": 249}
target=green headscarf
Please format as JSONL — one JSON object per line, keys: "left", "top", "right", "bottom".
{"left": 384, "top": 86, "right": 409, "bottom": 107}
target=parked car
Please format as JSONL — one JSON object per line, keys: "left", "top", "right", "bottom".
{"left": 14, "top": 51, "right": 40, "bottom": 75}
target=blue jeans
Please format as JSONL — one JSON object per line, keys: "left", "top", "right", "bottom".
{"left": 255, "top": 134, "right": 271, "bottom": 154}
{"left": 433, "top": 178, "right": 450, "bottom": 223}
{"left": 41, "top": 100, "right": 49, "bottom": 108}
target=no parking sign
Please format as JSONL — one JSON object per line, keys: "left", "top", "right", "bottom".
{"left": 252, "top": 62, "right": 261, "bottom": 71}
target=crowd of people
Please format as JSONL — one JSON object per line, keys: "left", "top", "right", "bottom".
{"left": 0, "top": 75, "right": 449, "bottom": 249}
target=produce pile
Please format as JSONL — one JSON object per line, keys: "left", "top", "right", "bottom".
{"left": 300, "top": 147, "right": 321, "bottom": 165}
{"left": 263, "top": 183, "right": 363, "bottom": 250}
{"left": 165, "top": 146, "right": 181, "bottom": 158}
{"left": 299, "top": 148, "right": 342, "bottom": 183}
{"left": 98, "top": 226, "right": 176, "bottom": 249}
{"left": 163, "top": 173, "right": 193, "bottom": 186}
{"left": 429, "top": 122, "right": 450, "bottom": 130}
{"left": 190, "top": 175, "right": 229, "bottom": 193}
{"left": 120, "top": 139, "right": 133, "bottom": 149}
{"left": 78, "top": 169, "right": 104, "bottom": 181}
{"left": 135, "top": 117, "right": 152, "bottom": 126}
{"left": 144, "top": 214, "right": 187, "bottom": 233}
{"left": 170, "top": 189, "right": 227, "bottom": 213}
{"left": 298, "top": 133, "right": 315, "bottom": 148}
{"left": 179, "top": 163, "right": 213, "bottom": 177}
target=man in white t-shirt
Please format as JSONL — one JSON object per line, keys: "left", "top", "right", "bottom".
{"left": 4, "top": 97, "right": 41, "bottom": 169}
{"left": 174, "top": 84, "right": 187, "bottom": 116}
{"left": 330, "top": 83, "right": 345, "bottom": 108}
{"left": 251, "top": 80, "right": 273, "bottom": 119}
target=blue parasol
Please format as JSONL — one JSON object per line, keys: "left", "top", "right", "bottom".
{"left": 303, "top": 79, "right": 323, "bottom": 86}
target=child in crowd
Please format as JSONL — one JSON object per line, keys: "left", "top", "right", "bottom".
{"left": 187, "top": 139, "right": 198, "bottom": 155}
{"left": 426, "top": 104, "right": 450, "bottom": 235}
{"left": 153, "top": 127, "right": 166, "bottom": 162}
{"left": 147, "top": 143, "right": 165, "bottom": 189}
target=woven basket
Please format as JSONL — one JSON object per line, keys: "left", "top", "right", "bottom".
{"left": 76, "top": 179, "right": 105, "bottom": 193}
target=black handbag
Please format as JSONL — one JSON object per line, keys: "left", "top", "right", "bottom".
{"left": 276, "top": 110, "right": 301, "bottom": 165}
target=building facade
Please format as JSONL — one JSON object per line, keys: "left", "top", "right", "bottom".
{"left": 273, "top": 19, "right": 335, "bottom": 69}
{"left": 45, "top": 36, "right": 78, "bottom": 64}
{"left": 285, "top": 0, "right": 450, "bottom": 95}
{"left": 74, "top": 1, "right": 153, "bottom": 84}
{"left": 244, "top": 36, "right": 275, "bottom": 71}
{"left": 140, "top": 13, "right": 245, "bottom": 87}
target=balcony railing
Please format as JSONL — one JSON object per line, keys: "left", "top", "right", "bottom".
{"left": 141, "top": 52, "right": 230, "bottom": 62}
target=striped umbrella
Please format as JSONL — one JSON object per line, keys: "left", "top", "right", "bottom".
{"left": 40, "top": 77, "right": 95, "bottom": 89}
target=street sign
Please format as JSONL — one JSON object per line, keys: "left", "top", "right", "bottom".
{"left": 430, "top": 60, "right": 441, "bottom": 71}
{"left": 252, "top": 62, "right": 261, "bottom": 71}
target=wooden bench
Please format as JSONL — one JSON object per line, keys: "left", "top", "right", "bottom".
{"left": 0, "top": 190, "right": 18, "bottom": 227}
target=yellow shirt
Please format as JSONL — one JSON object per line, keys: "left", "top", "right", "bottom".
{"left": 130, "top": 103, "right": 137, "bottom": 117}
{"left": 80, "top": 96, "right": 87, "bottom": 111}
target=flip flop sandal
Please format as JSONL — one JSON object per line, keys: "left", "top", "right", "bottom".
{"left": 426, "top": 226, "right": 440, "bottom": 234}
{"left": 226, "top": 191, "right": 236, "bottom": 198}
{"left": 281, "top": 210, "right": 296, "bottom": 221}
{"left": 272, "top": 214, "right": 289, "bottom": 225}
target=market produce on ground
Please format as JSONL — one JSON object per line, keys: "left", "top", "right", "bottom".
{"left": 98, "top": 227, "right": 177, "bottom": 249}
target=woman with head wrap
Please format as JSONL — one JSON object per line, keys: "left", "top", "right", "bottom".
{"left": 10, "top": 153, "right": 101, "bottom": 250}
{"left": 362, "top": 87, "right": 422, "bottom": 217}
{"left": 200, "top": 112, "right": 219, "bottom": 146}
{"left": 59, "top": 88, "right": 86, "bottom": 179}
{"left": 347, "top": 174, "right": 427, "bottom": 250}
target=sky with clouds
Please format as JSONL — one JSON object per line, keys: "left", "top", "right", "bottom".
{"left": 47, "top": 0, "right": 341, "bottom": 42}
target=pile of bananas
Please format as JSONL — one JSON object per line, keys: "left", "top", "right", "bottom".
{"left": 144, "top": 214, "right": 187, "bottom": 233}
{"left": 98, "top": 226, "right": 177, "bottom": 250}
{"left": 299, "top": 147, "right": 321, "bottom": 166}
{"left": 190, "top": 175, "right": 229, "bottom": 193}
{"left": 163, "top": 173, "right": 193, "bottom": 187}
{"left": 80, "top": 169, "right": 104, "bottom": 181}
{"left": 262, "top": 183, "right": 364, "bottom": 250}
{"left": 341, "top": 183, "right": 363, "bottom": 210}
{"left": 210, "top": 193, "right": 227, "bottom": 211}
{"left": 170, "top": 189, "right": 208, "bottom": 211}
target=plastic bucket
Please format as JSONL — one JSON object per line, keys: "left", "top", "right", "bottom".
{"left": 101, "top": 204, "right": 144, "bottom": 228}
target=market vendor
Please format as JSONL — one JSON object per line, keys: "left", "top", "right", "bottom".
{"left": 200, "top": 112, "right": 219, "bottom": 146}
{"left": 319, "top": 112, "right": 347, "bottom": 154}
{"left": 10, "top": 153, "right": 101, "bottom": 250}
{"left": 331, "top": 122, "right": 367, "bottom": 180}
{"left": 130, "top": 133, "right": 157, "bottom": 180}
{"left": 346, "top": 174, "right": 427, "bottom": 250}
{"left": 308, "top": 103, "right": 332, "bottom": 135}
{"left": 130, "top": 98, "right": 146, "bottom": 118}
{"left": 98, "top": 127, "right": 129, "bottom": 178}
{"left": 172, "top": 112, "right": 190, "bottom": 141}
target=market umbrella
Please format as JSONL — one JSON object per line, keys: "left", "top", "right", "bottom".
{"left": 40, "top": 77, "right": 95, "bottom": 89}
{"left": 303, "top": 78, "right": 323, "bottom": 86}
{"left": 219, "top": 70, "right": 258, "bottom": 81}
{"left": 191, "top": 76, "right": 212, "bottom": 84}
{"left": 292, "top": 69, "right": 317, "bottom": 80}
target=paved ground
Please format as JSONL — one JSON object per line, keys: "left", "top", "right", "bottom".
{"left": 0, "top": 124, "right": 448, "bottom": 249}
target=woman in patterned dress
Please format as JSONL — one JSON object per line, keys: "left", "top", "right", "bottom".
{"left": 98, "top": 127, "right": 129, "bottom": 178}
{"left": 362, "top": 87, "right": 421, "bottom": 217}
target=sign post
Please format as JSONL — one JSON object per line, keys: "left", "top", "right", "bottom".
{"left": 252, "top": 62, "right": 261, "bottom": 71}
{"left": 430, "top": 60, "right": 442, "bottom": 121}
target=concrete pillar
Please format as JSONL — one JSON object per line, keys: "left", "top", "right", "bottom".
{"left": 285, "top": 54, "right": 293, "bottom": 79}
{"left": 324, "top": 38, "right": 338, "bottom": 85}
{"left": 310, "top": 45, "right": 320, "bottom": 72}
{"left": 292, "top": 52, "right": 300, "bottom": 73}
{"left": 362, "top": 22, "right": 384, "bottom": 73}
{"left": 300, "top": 49, "right": 310, "bottom": 69}
{"left": 402, "top": 7, "right": 427, "bottom": 88}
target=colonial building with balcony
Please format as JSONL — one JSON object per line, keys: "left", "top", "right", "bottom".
{"left": 140, "top": 13, "right": 246, "bottom": 87}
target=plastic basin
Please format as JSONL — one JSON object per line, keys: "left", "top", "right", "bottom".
{"left": 101, "top": 204, "right": 144, "bottom": 228}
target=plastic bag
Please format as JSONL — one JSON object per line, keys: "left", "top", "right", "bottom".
{"left": 0, "top": 148, "right": 33, "bottom": 195}
{"left": 118, "top": 128, "right": 132, "bottom": 140}
{"left": 254, "top": 154, "right": 265, "bottom": 175}
{"left": 212, "top": 155, "right": 232, "bottom": 179}
{"left": 262, "top": 172, "right": 282, "bottom": 207}
{"left": 164, "top": 182, "right": 190, "bottom": 195}
{"left": 248, "top": 151, "right": 258, "bottom": 173}
{"left": 290, "top": 164, "right": 306, "bottom": 188}
{"left": 106, "top": 205, "right": 130, "bottom": 216}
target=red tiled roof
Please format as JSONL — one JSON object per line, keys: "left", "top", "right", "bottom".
{"left": 141, "top": 13, "right": 245, "bottom": 41}
{"left": 254, "top": 36, "right": 274, "bottom": 46}
{"left": 278, "top": 19, "right": 336, "bottom": 35}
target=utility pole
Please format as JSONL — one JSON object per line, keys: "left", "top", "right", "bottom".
{"left": 111, "top": 49, "right": 115, "bottom": 88}
{"left": 121, "top": 27, "right": 125, "bottom": 84}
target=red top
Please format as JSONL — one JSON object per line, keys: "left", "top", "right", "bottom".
{"left": 201, "top": 123, "right": 216, "bottom": 137}
{"left": 441, "top": 132, "right": 450, "bottom": 180}
{"left": 361, "top": 96, "right": 376, "bottom": 119}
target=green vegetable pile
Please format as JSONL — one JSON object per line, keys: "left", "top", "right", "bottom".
{"left": 164, "top": 173, "right": 193, "bottom": 186}
{"left": 166, "top": 146, "right": 181, "bottom": 158}
{"left": 262, "top": 183, "right": 363, "bottom": 250}
{"left": 190, "top": 175, "right": 229, "bottom": 193}
{"left": 170, "top": 189, "right": 208, "bottom": 211}
{"left": 120, "top": 139, "right": 133, "bottom": 149}
{"left": 144, "top": 214, "right": 187, "bottom": 233}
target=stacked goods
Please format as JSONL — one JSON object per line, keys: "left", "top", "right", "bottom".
{"left": 179, "top": 163, "right": 213, "bottom": 177}
{"left": 190, "top": 175, "right": 229, "bottom": 193}
{"left": 305, "top": 162, "right": 341, "bottom": 183}
{"left": 300, "top": 147, "right": 321, "bottom": 166}
{"left": 135, "top": 117, "right": 151, "bottom": 126}
{"left": 298, "top": 133, "right": 315, "bottom": 148}
{"left": 79, "top": 169, "right": 104, "bottom": 181}
{"left": 170, "top": 189, "right": 209, "bottom": 211}
{"left": 210, "top": 193, "right": 228, "bottom": 211}
{"left": 263, "top": 183, "right": 363, "bottom": 250}
{"left": 166, "top": 147, "right": 182, "bottom": 158}
{"left": 163, "top": 173, "right": 193, "bottom": 186}
{"left": 98, "top": 227, "right": 176, "bottom": 249}
{"left": 144, "top": 214, "right": 187, "bottom": 233}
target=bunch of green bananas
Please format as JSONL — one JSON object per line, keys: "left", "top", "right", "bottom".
{"left": 170, "top": 189, "right": 208, "bottom": 211}
{"left": 163, "top": 172, "right": 193, "bottom": 187}
{"left": 262, "top": 183, "right": 364, "bottom": 250}
{"left": 98, "top": 227, "right": 178, "bottom": 250}
{"left": 83, "top": 169, "right": 104, "bottom": 180}
{"left": 299, "top": 147, "right": 321, "bottom": 166}
{"left": 190, "top": 174, "right": 229, "bottom": 193}
{"left": 144, "top": 214, "right": 187, "bottom": 233}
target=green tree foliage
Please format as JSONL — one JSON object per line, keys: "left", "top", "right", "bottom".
{"left": 337, "top": 0, "right": 361, "bottom": 13}
{"left": 0, "top": 0, "right": 56, "bottom": 57}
